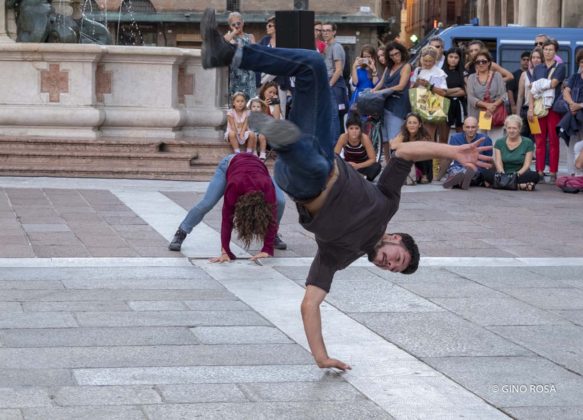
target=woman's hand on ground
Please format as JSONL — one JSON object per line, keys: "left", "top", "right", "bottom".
{"left": 250, "top": 252, "right": 270, "bottom": 262}
{"left": 209, "top": 254, "right": 231, "bottom": 263}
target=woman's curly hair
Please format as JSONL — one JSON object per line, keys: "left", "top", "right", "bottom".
{"left": 233, "top": 191, "right": 274, "bottom": 249}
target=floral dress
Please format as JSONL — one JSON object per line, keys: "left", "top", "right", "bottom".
{"left": 229, "top": 34, "right": 256, "bottom": 101}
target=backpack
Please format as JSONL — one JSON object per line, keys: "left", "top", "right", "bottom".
{"left": 556, "top": 175, "right": 583, "bottom": 193}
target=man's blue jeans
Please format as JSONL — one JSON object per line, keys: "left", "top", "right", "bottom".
{"left": 238, "top": 44, "right": 335, "bottom": 200}
{"left": 179, "top": 154, "right": 286, "bottom": 234}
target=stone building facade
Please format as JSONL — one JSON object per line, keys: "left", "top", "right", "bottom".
{"left": 86, "top": 0, "right": 402, "bottom": 59}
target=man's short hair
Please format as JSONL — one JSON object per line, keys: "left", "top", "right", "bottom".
{"left": 322, "top": 22, "right": 337, "bottom": 31}
{"left": 521, "top": 51, "right": 531, "bottom": 59}
{"left": 314, "top": 20, "right": 322, "bottom": 26}
{"left": 395, "top": 233, "right": 420, "bottom": 274}
{"left": 428, "top": 36, "right": 444, "bottom": 48}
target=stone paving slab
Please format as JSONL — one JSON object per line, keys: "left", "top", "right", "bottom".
{"left": 0, "top": 410, "right": 22, "bottom": 420}
{"left": 0, "top": 327, "right": 199, "bottom": 347}
{"left": 22, "top": 406, "right": 146, "bottom": 420}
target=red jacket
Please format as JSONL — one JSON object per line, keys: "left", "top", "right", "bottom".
{"left": 222, "top": 154, "right": 277, "bottom": 259}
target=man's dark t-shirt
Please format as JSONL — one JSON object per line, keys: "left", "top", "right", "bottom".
{"left": 298, "top": 156, "right": 412, "bottom": 293}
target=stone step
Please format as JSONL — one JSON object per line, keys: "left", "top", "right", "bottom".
{"left": 0, "top": 137, "right": 274, "bottom": 181}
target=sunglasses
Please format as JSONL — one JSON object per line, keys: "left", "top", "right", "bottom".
{"left": 534, "top": 42, "right": 544, "bottom": 46}
{"left": 475, "top": 59, "right": 489, "bottom": 65}
{"left": 231, "top": 22, "right": 242, "bottom": 28}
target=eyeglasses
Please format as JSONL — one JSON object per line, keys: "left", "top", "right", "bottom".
{"left": 231, "top": 22, "right": 242, "bottom": 28}
{"left": 321, "top": 29, "right": 332, "bottom": 33}
{"left": 534, "top": 42, "right": 544, "bottom": 46}
{"left": 475, "top": 59, "right": 489, "bottom": 65}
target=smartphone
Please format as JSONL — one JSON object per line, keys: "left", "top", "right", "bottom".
{"left": 270, "top": 98, "right": 280, "bottom": 105}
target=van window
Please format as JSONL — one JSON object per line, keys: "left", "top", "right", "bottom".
{"left": 557, "top": 47, "right": 571, "bottom": 76}
{"left": 500, "top": 46, "right": 532, "bottom": 73}
{"left": 452, "top": 38, "right": 497, "bottom": 62}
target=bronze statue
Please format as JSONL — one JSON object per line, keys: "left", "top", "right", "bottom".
{"left": 7, "top": 0, "right": 112, "bottom": 44}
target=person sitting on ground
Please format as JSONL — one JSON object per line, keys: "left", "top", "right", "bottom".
{"left": 168, "top": 153, "right": 287, "bottom": 254}
{"left": 334, "top": 114, "right": 381, "bottom": 181}
{"left": 390, "top": 113, "right": 434, "bottom": 184}
{"left": 482, "top": 115, "right": 540, "bottom": 191}
{"left": 443, "top": 116, "right": 493, "bottom": 190}
{"left": 247, "top": 98, "right": 269, "bottom": 160}
{"left": 200, "top": 7, "right": 492, "bottom": 371}
{"left": 225, "top": 92, "right": 257, "bottom": 154}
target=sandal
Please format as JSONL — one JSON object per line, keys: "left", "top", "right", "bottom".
{"left": 518, "top": 182, "right": 536, "bottom": 191}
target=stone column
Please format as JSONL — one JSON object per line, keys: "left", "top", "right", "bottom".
{"left": 517, "top": 0, "right": 537, "bottom": 26}
{"left": 501, "top": 0, "right": 507, "bottom": 25}
{"left": 537, "top": 0, "right": 561, "bottom": 27}
{"left": 562, "top": 0, "right": 583, "bottom": 27}
{"left": 488, "top": 0, "right": 501, "bottom": 25}
{"left": 477, "top": 0, "right": 488, "bottom": 26}
{"left": 0, "top": 0, "right": 14, "bottom": 42}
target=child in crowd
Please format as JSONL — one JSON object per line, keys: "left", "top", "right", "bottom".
{"left": 247, "top": 97, "right": 269, "bottom": 160}
{"left": 225, "top": 92, "right": 257, "bottom": 154}
{"left": 259, "top": 81, "right": 282, "bottom": 120}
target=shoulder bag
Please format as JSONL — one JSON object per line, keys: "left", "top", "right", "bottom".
{"left": 484, "top": 72, "right": 507, "bottom": 127}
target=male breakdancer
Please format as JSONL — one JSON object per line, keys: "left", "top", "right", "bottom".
{"left": 201, "top": 8, "right": 492, "bottom": 371}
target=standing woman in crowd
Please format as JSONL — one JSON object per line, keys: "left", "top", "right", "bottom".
{"left": 466, "top": 40, "right": 514, "bottom": 82}
{"left": 373, "top": 41, "right": 411, "bottom": 158}
{"left": 376, "top": 46, "right": 387, "bottom": 75}
{"left": 466, "top": 49, "right": 507, "bottom": 140}
{"left": 528, "top": 38, "right": 567, "bottom": 183}
{"left": 410, "top": 45, "right": 448, "bottom": 146}
{"left": 437, "top": 47, "right": 467, "bottom": 179}
{"left": 516, "top": 48, "right": 543, "bottom": 139}
{"left": 224, "top": 12, "right": 256, "bottom": 101}
{"left": 558, "top": 49, "right": 583, "bottom": 176}
{"left": 348, "top": 45, "right": 379, "bottom": 111}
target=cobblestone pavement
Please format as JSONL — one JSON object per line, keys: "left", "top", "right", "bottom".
{"left": 0, "top": 175, "right": 582, "bottom": 420}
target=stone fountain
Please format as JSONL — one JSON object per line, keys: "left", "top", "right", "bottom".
{"left": 0, "top": 0, "right": 228, "bottom": 180}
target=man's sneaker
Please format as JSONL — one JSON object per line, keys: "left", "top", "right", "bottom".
{"left": 168, "top": 228, "right": 187, "bottom": 251}
{"left": 200, "top": 8, "right": 236, "bottom": 69}
{"left": 248, "top": 112, "right": 302, "bottom": 149}
{"left": 443, "top": 171, "right": 465, "bottom": 189}
{"left": 274, "top": 233, "right": 287, "bottom": 250}
{"left": 461, "top": 169, "right": 475, "bottom": 190}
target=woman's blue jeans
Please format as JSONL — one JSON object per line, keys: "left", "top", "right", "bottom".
{"left": 179, "top": 154, "right": 286, "bottom": 234}
{"left": 238, "top": 44, "right": 335, "bottom": 200}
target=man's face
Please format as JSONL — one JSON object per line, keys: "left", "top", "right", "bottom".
{"left": 371, "top": 234, "right": 411, "bottom": 273}
{"left": 314, "top": 24, "right": 322, "bottom": 40}
{"left": 468, "top": 44, "right": 480, "bottom": 58}
{"left": 322, "top": 25, "right": 334, "bottom": 43}
{"left": 429, "top": 41, "right": 443, "bottom": 56}
{"left": 463, "top": 119, "right": 478, "bottom": 141}
{"left": 535, "top": 36, "right": 547, "bottom": 48}
{"left": 520, "top": 55, "right": 530, "bottom": 71}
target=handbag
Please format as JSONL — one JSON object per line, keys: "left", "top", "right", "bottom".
{"left": 493, "top": 172, "right": 518, "bottom": 190}
{"left": 408, "top": 86, "right": 450, "bottom": 124}
{"left": 484, "top": 73, "right": 507, "bottom": 127}
{"left": 533, "top": 65, "right": 557, "bottom": 118}
{"left": 534, "top": 97, "right": 549, "bottom": 118}
{"left": 552, "top": 93, "right": 569, "bottom": 115}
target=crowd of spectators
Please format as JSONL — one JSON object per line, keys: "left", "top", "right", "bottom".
{"left": 219, "top": 13, "right": 583, "bottom": 193}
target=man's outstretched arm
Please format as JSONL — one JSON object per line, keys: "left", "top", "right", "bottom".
{"left": 301, "top": 285, "right": 351, "bottom": 371}
{"left": 393, "top": 139, "right": 493, "bottom": 171}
